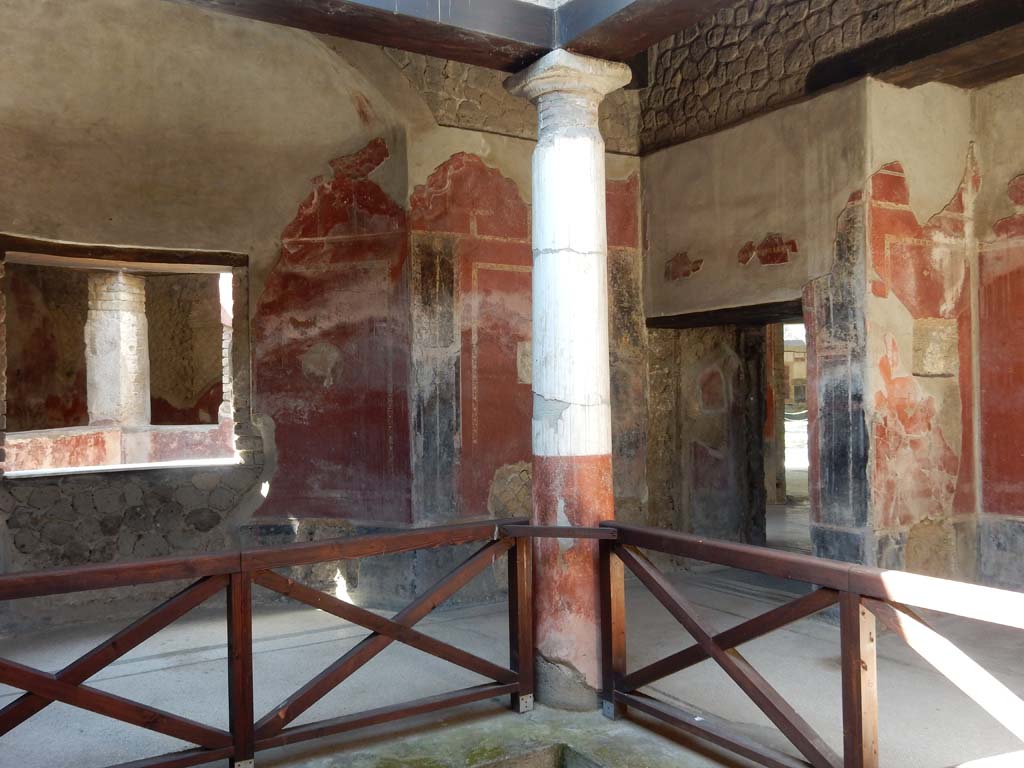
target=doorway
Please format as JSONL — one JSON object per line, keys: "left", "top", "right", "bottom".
{"left": 765, "top": 321, "right": 812, "bottom": 555}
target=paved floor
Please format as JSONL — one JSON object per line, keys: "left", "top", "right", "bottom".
{"left": 1, "top": 565, "right": 1022, "bottom": 768}
{"left": 767, "top": 416, "right": 812, "bottom": 556}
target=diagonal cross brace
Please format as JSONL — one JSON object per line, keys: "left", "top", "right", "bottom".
{"left": 614, "top": 544, "right": 841, "bottom": 768}
{"left": 254, "top": 538, "right": 515, "bottom": 739}
{"left": 620, "top": 587, "right": 839, "bottom": 692}
{"left": 0, "top": 575, "right": 228, "bottom": 737}
{"left": 253, "top": 570, "right": 517, "bottom": 684}
{"left": 0, "top": 656, "right": 232, "bottom": 749}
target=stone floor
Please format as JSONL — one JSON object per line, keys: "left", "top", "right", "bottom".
{"left": 766, "top": 416, "right": 813, "bottom": 556}
{"left": 1, "top": 565, "right": 1022, "bottom": 768}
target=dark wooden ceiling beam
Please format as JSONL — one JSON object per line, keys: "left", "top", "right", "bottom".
{"left": 165, "top": 0, "right": 734, "bottom": 73}
{"left": 808, "top": 0, "right": 1024, "bottom": 92}
{"left": 878, "top": 21, "right": 1024, "bottom": 90}
{"left": 166, "top": 0, "right": 554, "bottom": 71}
{"left": 557, "top": 0, "right": 728, "bottom": 63}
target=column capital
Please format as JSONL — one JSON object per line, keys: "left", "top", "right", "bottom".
{"left": 505, "top": 49, "right": 631, "bottom": 104}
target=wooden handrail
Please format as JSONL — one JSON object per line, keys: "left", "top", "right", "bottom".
{"left": 3, "top": 517, "right": 1022, "bottom": 768}
{"left": 0, "top": 517, "right": 527, "bottom": 601}
{"left": 0, "top": 517, "right": 535, "bottom": 768}
{"left": 603, "top": 521, "right": 1024, "bottom": 629}
{"left": 600, "top": 521, "right": 1024, "bottom": 768}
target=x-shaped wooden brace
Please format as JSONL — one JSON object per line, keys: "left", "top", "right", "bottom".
{"left": 614, "top": 544, "right": 842, "bottom": 768}
{"left": 620, "top": 585, "right": 839, "bottom": 692}
{"left": 0, "top": 575, "right": 231, "bottom": 748}
{"left": 254, "top": 537, "right": 514, "bottom": 739}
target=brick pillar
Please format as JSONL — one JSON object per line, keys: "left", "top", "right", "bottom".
{"left": 506, "top": 50, "right": 631, "bottom": 709}
{"left": 85, "top": 272, "right": 150, "bottom": 426}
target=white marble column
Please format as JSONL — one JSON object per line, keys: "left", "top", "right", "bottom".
{"left": 507, "top": 50, "right": 631, "bottom": 709}
{"left": 85, "top": 272, "right": 151, "bottom": 426}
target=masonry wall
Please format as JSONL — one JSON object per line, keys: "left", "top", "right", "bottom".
{"left": 148, "top": 274, "right": 225, "bottom": 425}
{"left": 641, "top": 0, "right": 989, "bottom": 151}
{"left": 0, "top": 0, "right": 411, "bottom": 627}
{"left": 974, "top": 75, "right": 1024, "bottom": 588}
{"left": 643, "top": 80, "right": 868, "bottom": 319}
{"left": 3, "top": 264, "right": 88, "bottom": 431}
{"left": 643, "top": 74, "right": 1024, "bottom": 584}
{"left": 0, "top": 0, "right": 648, "bottom": 626}
{"left": 647, "top": 325, "right": 766, "bottom": 543}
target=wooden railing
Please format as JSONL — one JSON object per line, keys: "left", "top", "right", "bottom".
{"left": 598, "top": 521, "right": 1024, "bottom": 768}
{"left": 0, "top": 517, "right": 534, "bottom": 768}
{"left": 3, "top": 517, "right": 1023, "bottom": 768}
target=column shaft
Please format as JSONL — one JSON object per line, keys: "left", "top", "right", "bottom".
{"left": 507, "top": 50, "right": 631, "bottom": 709}
{"left": 85, "top": 272, "right": 150, "bottom": 426}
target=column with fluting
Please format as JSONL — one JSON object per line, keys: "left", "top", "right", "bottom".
{"left": 506, "top": 49, "right": 631, "bottom": 709}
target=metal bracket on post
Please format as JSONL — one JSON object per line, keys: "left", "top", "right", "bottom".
{"left": 233, "top": 760, "right": 255, "bottom": 768}
{"left": 602, "top": 699, "right": 623, "bottom": 721}
{"left": 517, "top": 693, "right": 534, "bottom": 713}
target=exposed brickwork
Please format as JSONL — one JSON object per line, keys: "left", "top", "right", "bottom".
{"left": 385, "top": 49, "right": 641, "bottom": 155}
{"left": 641, "top": 0, "right": 977, "bottom": 150}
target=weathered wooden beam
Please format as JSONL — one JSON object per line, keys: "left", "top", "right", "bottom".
{"left": 559, "top": 0, "right": 728, "bottom": 63}
{"left": 878, "top": 22, "right": 1024, "bottom": 89}
{"left": 807, "top": 0, "right": 1024, "bottom": 92}
{"left": 165, "top": 0, "right": 553, "bottom": 71}
{"left": 646, "top": 299, "right": 805, "bottom": 330}
{"left": 500, "top": 524, "right": 618, "bottom": 540}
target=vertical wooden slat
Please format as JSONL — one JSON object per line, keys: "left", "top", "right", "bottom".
{"left": 227, "top": 572, "right": 254, "bottom": 767}
{"left": 508, "top": 536, "right": 534, "bottom": 712}
{"left": 599, "top": 538, "right": 626, "bottom": 719}
{"left": 840, "top": 592, "right": 878, "bottom": 768}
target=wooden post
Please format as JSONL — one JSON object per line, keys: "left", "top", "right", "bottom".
{"left": 227, "top": 572, "right": 255, "bottom": 767}
{"left": 599, "top": 538, "right": 626, "bottom": 719}
{"left": 508, "top": 536, "right": 534, "bottom": 713}
{"left": 840, "top": 592, "right": 878, "bottom": 768}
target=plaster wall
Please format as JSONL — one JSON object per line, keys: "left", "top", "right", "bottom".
{"left": 646, "top": 325, "right": 766, "bottom": 544}
{"left": 147, "top": 274, "right": 224, "bottom": 424}
{"left": 973, "top": 75, "right": 1024, "bottom": 587}
{"left": 2, "top": 265, "right": 88, "bottom": 431}
{"left": 643, "top": 80, "right": 867, "bottom": 319}
{"left": 0, "top": 0, "right": 648, "bottom": 628}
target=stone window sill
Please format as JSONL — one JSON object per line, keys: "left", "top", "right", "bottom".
{"left": 4, "top": 456, "right": 242, "bottom": 479}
